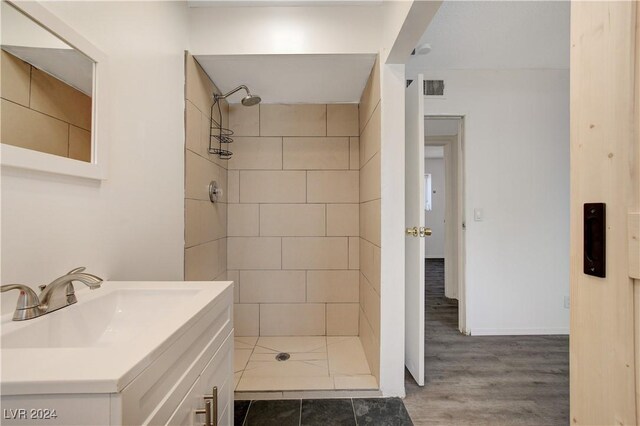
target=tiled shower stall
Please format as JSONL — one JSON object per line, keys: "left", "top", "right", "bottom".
{"left": 184, "top": 53, "right": 381, "bottom": 393}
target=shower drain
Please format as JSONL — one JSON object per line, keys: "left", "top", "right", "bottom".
{"left": 275, "top": 352, "right": 290, "bottom": 362}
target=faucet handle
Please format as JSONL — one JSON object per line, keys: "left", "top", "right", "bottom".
{"left": 67, "top": 267, "right": 86, "bottom": 275}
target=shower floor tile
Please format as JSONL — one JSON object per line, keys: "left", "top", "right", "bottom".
{"left": 234, "top": 336, "right": 378, "bottom": 392}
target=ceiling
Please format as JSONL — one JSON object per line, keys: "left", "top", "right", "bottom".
{"left": 407, "top": 1, "right": 569, "bottom": 74}
{"left": 195, "top": 54, "right": 376, "bottom": 104}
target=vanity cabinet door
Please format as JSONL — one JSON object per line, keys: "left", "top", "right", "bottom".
{"left": 166, "top": 333, "right": 233, "bottom": 426}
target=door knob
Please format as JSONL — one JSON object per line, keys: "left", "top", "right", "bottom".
{"left": 406, "top": 227, "right": 419, "bottom": 237}
{"left": 420, "top": 227, "right": 432, "bottom": 237}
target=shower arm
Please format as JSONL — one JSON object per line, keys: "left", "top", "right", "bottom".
{"left": 214, "top": 85, "right": 250, "bottom": 101}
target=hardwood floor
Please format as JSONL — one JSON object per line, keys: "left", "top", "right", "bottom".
{"left": 403, "top": 259, "right": 569, "bottom": 425}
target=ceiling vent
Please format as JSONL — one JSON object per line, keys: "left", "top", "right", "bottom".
{"left": 424, "top": 80, "right": 444, "bottom": 96}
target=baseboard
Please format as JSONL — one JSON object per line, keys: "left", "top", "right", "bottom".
{"left": 424, "top": 256, "right": 445, "bottom": 259}
{"left": 469, "top": 327, "right": 569, "bottom": 336}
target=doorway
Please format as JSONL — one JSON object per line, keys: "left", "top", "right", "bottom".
{"left": 424, "top": 116, "right": 466, "bottom": 334}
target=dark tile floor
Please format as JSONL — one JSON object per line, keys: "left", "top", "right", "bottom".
{"left": 235, "top": 398, "right": 413, "bottom": 426}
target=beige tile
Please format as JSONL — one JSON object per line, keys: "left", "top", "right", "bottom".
{"left": 30, "top": 67, "right": 92, "bottom": 131}
{"left": 228, "top": 170, "right": 239, "bottom": 203}
{"left": 235, "top": 304, "right": 259, "bottom": 336}
{"left": 235, "top": 349, "right": 252, "bottom": 373}
{"left": 282, "top": 237, "right": 348, "bottom": 270}
{"left": 185, "top": 54, "right": 214, "bottom": 115}
{"left": 185, "top": 150, "right": 226, "bottom": 201}
{"left": 228, "top": 137, "right": 282, "bottom": 170}
{"left": 239, "top": 270, "right": 305, "bottom": 303}
{"left": 360, "top": 239, "right": 373, "bottom": 284}
{"left": 234, "top": 391, "right": 284, "bottom": 400}
{"left": 240, "top": 171, "right": 306, "bottom": 203}
{"left": 228, "top": 204, "right": 259, "bottom": 236}
{"left": 260, "top": 204, "right": 325, "bottom": 237}
{"left": 242, "top": 360, "right": 328, "bottom": 378}
{"left": 326, "top": 304, "right": 360, "bottom": 336}
{"left": 227, "top": 237, "right": 281, "bottom": 270}
{"left": 235, "top": 336, "right": 258, "bottom": 350}
{"left": 202, "top": 201, "right": 227, "bottom": 242}
{"left": 349, "top": 137, "right": 360, "bottom": 170}
{"left": 250, "top": 352, "right": 327, "bottom": 362}
{"left": 306, "top": 271, "right": 359, "bottom": 303}
{"left": 234, "top": 372, "right": 242, "bottom": 390}
{"left": 360, "top": 152, "right": 380, "bottom": 202}
{"left": 236, "top": 375, "right": 334, "bottom": 391}
{"left": 185, "top": 199, "right": 201, "bottom": 248}
{"left": 327, "top": 336, "right": 371, "bottom": 375}
{"left": 282, "top": 137, "right": 349, "bottom": 170}
{"left": 1, "top": 99, "right": 68, "bottom": 157}
{"left": 349, "top": 237, "right": 360, "bottom": 270}
{"left": 326, "top": 204, "right": 359, "bottom": 236}
{"left": 307, "top": 171, "right": 359, "bottom": 203}
{"left": 359, "top": 56, "right": 380, "bottom": 134}
{"left": 218, "top": 238, "right": 227, "bottom": 278}
{"left": 184, "top": 240, "right": 220, "bottom": 280}
{"left": 228, "top": 270, "right": 240, "bottom": 303}
{"left": 359, "top": 274, "right": 380, "bottom": 340}
{"left": 229, "top": 103, "right": 260, "bottom": 136}
{"left": 333, "top": 375, "right": 378, "bottom": 390}
{"left": 360, "top": 199, "right": 381, "bottom": 247}
{"left": 260, "top": 304, "right": 325, "bottom": 335}
{"left": 327, "top": 104, "right": 359, "bottom": 136}
{"left": 185, "top": 100, "right": 201, "bottom": 154}
{"left": 358, "top": 309, "right": 380, "bottom": 379}
{"left": 372, "top": 246, "right": 381, "bottom": 293}
{"left": 260, "top": 104, "right": 326, "bottom": 136}
{"left": 1, "top": 50, "right": 30, "bottom": 107}
{"left": 254, "top": 336, "right": 326, "bottom": 354}
{"left": 359, "top": 104, "right": 381, "bottom": 167}
{"left": 200, "top": 109, "right": 215, "bottom": 161}
{"left": 68, "top": 126, "right": 91, "bottom": 162}
{"left": 282, "top": 389, "right": 382, "bottom": 399}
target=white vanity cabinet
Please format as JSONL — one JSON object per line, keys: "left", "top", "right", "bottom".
{"left": 1, "top": 281, "right": 234, "bottom": 426}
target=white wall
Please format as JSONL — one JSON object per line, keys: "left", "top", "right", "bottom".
{"left": 424, "top": 158, "right": 445, "bottom": 258}
{"left": 423, "top": 69, "right": 570, "bottom": 335}
{"left": 188, "top": 5, "right": 382, "bottom": 55}
{"left": 1, "top": 1, "right": 188, "bottom": 313}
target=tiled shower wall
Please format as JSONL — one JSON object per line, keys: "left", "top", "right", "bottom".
{"left": 227, "top": 104, "right": 361, "bottom": 337}
{"left": 184, "top": 54, "right": 228, "bottom": 281}
{"left": 358, "top": 57, "right": 381, "bottom": 379}
{"left": 1, "top": 50, "right": 92, "bottom": 162}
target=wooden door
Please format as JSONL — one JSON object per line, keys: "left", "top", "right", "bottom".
{"left": 570, "top": 2, "right": 639, "bottom": 424}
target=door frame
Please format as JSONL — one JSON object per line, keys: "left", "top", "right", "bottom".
{"left": 424, "top": 115, "right": 467, "bottom": 334}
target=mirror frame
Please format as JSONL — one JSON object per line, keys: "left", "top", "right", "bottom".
{"left": 1, "top": 0, "right": 108, "bottom": 180}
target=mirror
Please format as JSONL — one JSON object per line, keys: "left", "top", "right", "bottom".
{"left": 1, "top": 1, "right": 107, "bottom": 179}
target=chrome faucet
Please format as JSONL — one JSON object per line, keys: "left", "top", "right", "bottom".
{"left": 1, "top": 267, "right": 103, "bottom": 321}
{"left": 0, "top": 284, "right": 43, "bottom": 321}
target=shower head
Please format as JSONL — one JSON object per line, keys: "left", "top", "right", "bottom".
{"left": 214, "top": 84, "right": 261, "bottom": 107}
{"left": 241, "top": 94, "right": 262, "bottom": 107}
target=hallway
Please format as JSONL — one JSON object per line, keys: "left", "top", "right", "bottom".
{"left": 403, "top": 259, "right": 569, "bottom": 425}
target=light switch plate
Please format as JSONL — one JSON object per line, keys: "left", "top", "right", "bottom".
{"left": 474, "top": 208, "right": 483, "bottom": 221}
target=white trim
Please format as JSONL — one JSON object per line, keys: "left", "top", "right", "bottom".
{"left": 2, "top": 1, "right": 109, "bottom": 181}
{"left": 470, "top": 328, "right": 570, "bottom": 336}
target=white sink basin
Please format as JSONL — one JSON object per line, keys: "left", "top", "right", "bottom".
{"left": 2, "top": 288, "right": 200, "bottom": 349}
{"left": 1, "top": 281, "right": 232, "bottom": 395}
